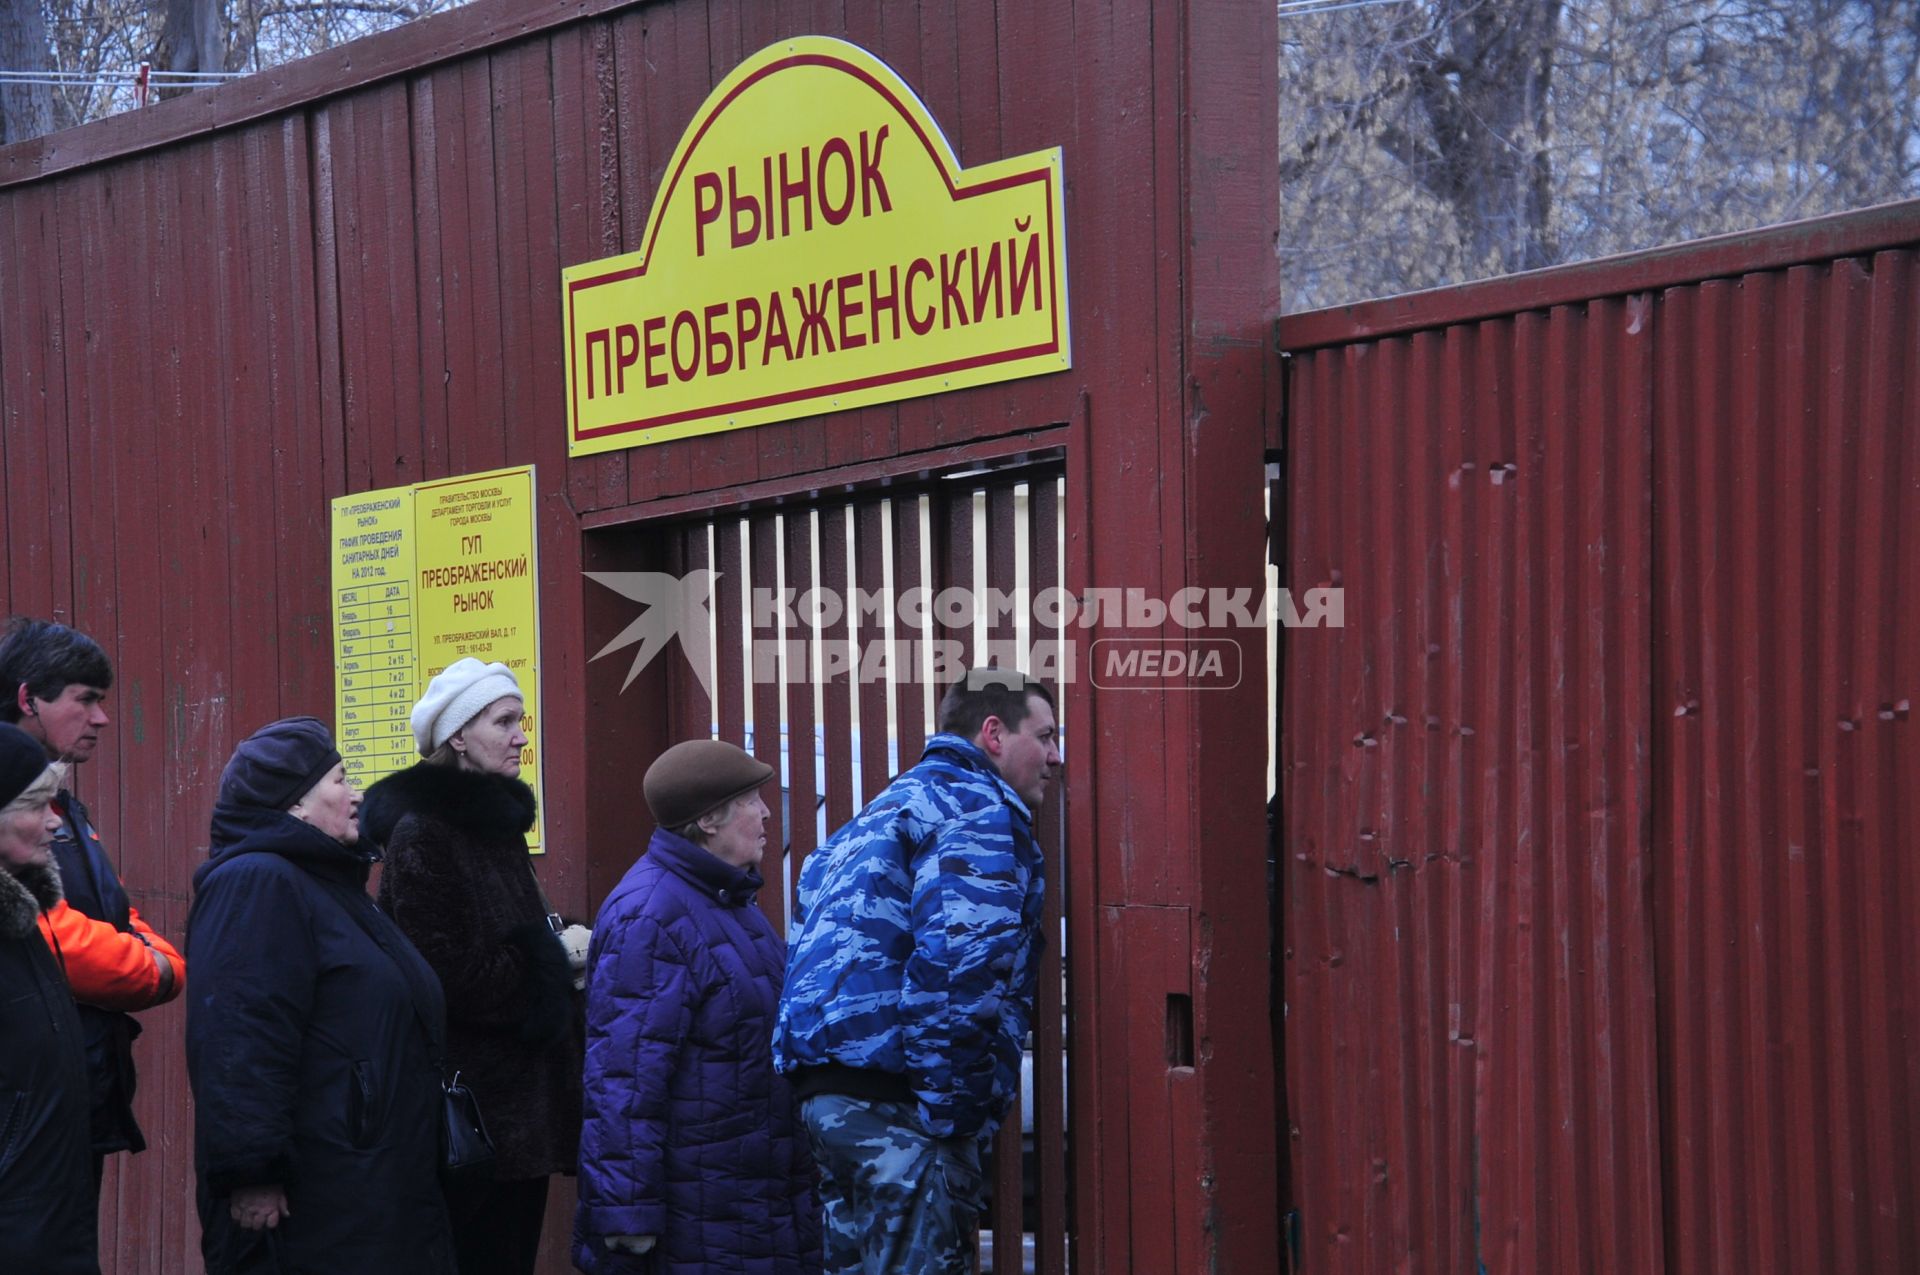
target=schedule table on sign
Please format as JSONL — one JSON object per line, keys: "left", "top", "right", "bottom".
{"left": 335, "top": 582, "right": 418, "bottom": 784}
{"left": 330, "top": 465, "right": 542, "bottom": 849}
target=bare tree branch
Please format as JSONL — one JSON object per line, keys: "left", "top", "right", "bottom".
{"left": 1281, "top": 0, "right": 1920, "bottom": 310}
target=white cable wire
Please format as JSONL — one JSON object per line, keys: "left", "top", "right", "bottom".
{"left": 1276, "top": 0, "right": 1415, "bottom": 18}
{"left": 0, "top": 69, "right": 248, "bottom": 83}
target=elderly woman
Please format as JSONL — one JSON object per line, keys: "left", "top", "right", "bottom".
{"left": 573, "top": 739, "right": 821, "bottom": 1275}
{"left": 0, "top": 723, "right": 95, "bottom": 1274}
{"left": 186, "top": 717, "right": 455, "bottom": 1275}
{"left": 364, "top": 658, "right": 587, "bottom": 1275}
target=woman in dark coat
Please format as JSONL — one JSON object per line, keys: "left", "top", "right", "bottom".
{"left": 186, "top": 717, "right": 455, "bottom": 1275}
{"left": 365, "top": 657, "right": 587, "bottom": 1275}
{"left": 0, "top": 725, "right": 96, "bottom": 1275}
{"left": 573, "top": 738, "right": 821, "bottom": 1275}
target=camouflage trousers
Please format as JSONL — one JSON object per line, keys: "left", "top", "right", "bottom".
{"left": 800, "top": 1094, "right": 985, "bottom": 1275}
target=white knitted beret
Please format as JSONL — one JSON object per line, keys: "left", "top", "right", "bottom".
{"left": 410, "top": 658, "right": 522, "bottom": 755}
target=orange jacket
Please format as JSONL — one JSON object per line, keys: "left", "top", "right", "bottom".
{"left": 37, "top": 899, "right": 185, "bottom": 1011}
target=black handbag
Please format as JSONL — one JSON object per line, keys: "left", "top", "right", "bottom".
{"left": 440, "top": 1070, "right": 496, "bottom": 1183}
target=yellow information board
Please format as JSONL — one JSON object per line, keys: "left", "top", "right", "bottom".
{"left": 329, "top": 465, "right": 545, "bottom": 852}
{"left": 562, "top": 36, "right": 1070, "bottom": 456}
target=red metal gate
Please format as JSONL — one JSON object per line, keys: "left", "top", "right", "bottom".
{"left": 583, "top": 461, "right": 1071, "bottom": 1273}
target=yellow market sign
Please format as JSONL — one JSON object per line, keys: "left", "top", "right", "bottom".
{"left": 328, "top": 465, "right": 548, "bottom": 852}
{"left": 562, "top": 37, "right": 1070, "bottom": 456}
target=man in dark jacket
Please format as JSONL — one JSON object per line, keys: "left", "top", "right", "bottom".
{"left": 0, "top": 720, "right": 98, "bottom": 1275}
{"left": 0, "top": 618, "right": 184, "bottom": 1201}
{"left": 774, "top": 668, "right": 1059, "bottom": 1275}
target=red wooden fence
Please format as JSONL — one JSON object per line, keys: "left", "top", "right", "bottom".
{"left": 0, "top": 1, "right": 1281, "bottom": 1271}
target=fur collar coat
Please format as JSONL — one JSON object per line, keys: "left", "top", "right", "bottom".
{"left": 0, "top": 855, "right": 61, "bottom": 938}
{"left": 366, "top": 762, "right": 585, "bottom": 1180}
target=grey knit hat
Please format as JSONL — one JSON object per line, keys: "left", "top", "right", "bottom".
{"left": 219, "top": 716, "right": 341, "bottom": 812}
{"left": 643, "top": 739, "right": 773, "bottom": 828}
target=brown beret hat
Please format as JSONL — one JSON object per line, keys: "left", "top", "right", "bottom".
{"left": 644, "top": 738, "right": 774, "bottom": 828}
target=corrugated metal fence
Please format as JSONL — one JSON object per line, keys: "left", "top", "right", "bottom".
{"left": 1276, "top": 205, "right": 1920, "bottom": 1274}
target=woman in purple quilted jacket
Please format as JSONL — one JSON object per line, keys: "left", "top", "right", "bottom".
{"left": 573, "top": 739, "right": 821, "bottom": 1275}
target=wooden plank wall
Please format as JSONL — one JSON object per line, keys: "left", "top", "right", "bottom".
{"left": 0, "top": 1, "right": 1280, "bottom": 1271}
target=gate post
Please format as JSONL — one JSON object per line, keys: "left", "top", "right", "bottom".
{"left": 1064, "top": 1, "right": 1281, "bottom": 1270}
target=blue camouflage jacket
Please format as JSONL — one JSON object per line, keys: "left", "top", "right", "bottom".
{"left": 773, "top": 734, "right": 1045, "bottom": 1141}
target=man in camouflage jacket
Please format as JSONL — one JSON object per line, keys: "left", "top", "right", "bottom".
{"left": 774, "top": 668, "right": 1060, "bottom": 1275}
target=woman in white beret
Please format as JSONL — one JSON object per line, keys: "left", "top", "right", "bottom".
{"left": 362, "top": 658, "right": 590, "bottom": 1275}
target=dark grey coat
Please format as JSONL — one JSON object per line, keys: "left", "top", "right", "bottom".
{"left": 186, "top": 804, "right": 456, "bottom": 1275}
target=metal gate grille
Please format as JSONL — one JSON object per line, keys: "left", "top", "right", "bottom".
{"left": 650, "top": 462, "right": 1070, "bottom": 1274}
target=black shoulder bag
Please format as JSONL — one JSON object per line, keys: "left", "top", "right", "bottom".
{"left": 438, "top": 1070, "right": 496, "bottom": 1183}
